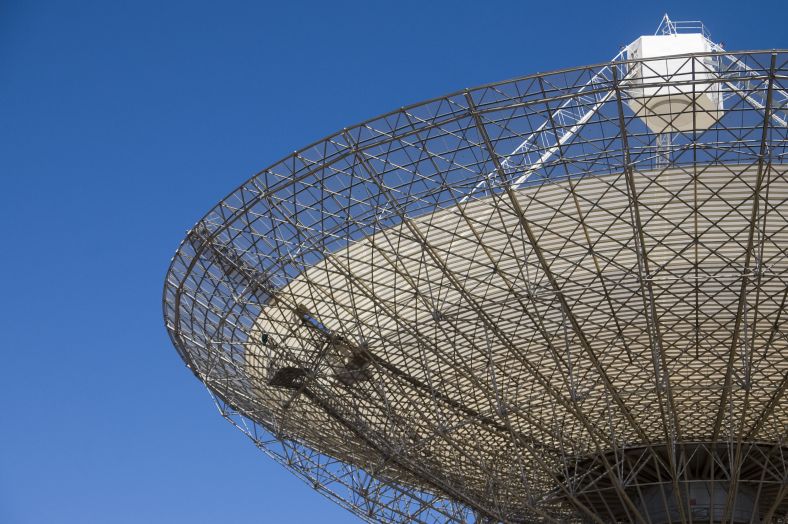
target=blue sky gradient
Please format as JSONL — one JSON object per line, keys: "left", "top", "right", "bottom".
{"left": 1, "top": 1, "right": 785, "bottom": 522}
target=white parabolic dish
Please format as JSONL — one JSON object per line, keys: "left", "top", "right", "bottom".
{"left": 164, "top": 18, "right": 788, "bottom": 523}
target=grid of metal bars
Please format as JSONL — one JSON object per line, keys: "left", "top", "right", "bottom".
{"left": 164, "top": 50, "right": 787, "bottom": 523}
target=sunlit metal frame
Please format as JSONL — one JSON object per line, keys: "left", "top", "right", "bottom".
{"left": 163, "top": 42, "right": 788, "bottom": 523}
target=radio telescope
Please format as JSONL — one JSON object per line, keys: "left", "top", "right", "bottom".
{"left": 164, "top": 16, "right": 787, "bottom": 523}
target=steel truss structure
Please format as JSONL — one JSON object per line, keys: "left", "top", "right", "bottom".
{"left": 164, "top": 24, "right": 788, "bottom": 523}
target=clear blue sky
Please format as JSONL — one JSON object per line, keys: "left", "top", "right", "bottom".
{"left": 1, "top": 1, "right": 784, "bottom": 523}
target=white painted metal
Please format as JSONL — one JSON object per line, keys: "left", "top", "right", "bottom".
{"left": 248, "top": 165, "right": 788, "bottom": 475}
{"left": 164, "top": 14, "right": 788, "bottom": 522}
{"left": 625, "top": 33, "right": 722, "bottom": 133}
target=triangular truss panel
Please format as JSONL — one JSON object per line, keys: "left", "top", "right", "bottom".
{"left": 164, "top": 39, "right": 788, "bottom": 523}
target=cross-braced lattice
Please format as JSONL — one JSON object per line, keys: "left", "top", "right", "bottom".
{"left": 164, "top": 38, "right": 788, "bottom": 523}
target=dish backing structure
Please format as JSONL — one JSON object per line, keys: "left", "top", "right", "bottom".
{"left": 164, "top": 16, "right": 788, "bottom": 523}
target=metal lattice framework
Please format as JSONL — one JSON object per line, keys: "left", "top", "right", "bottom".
{"left": 164, "top": 23, "right": 788, "bottom": 523}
